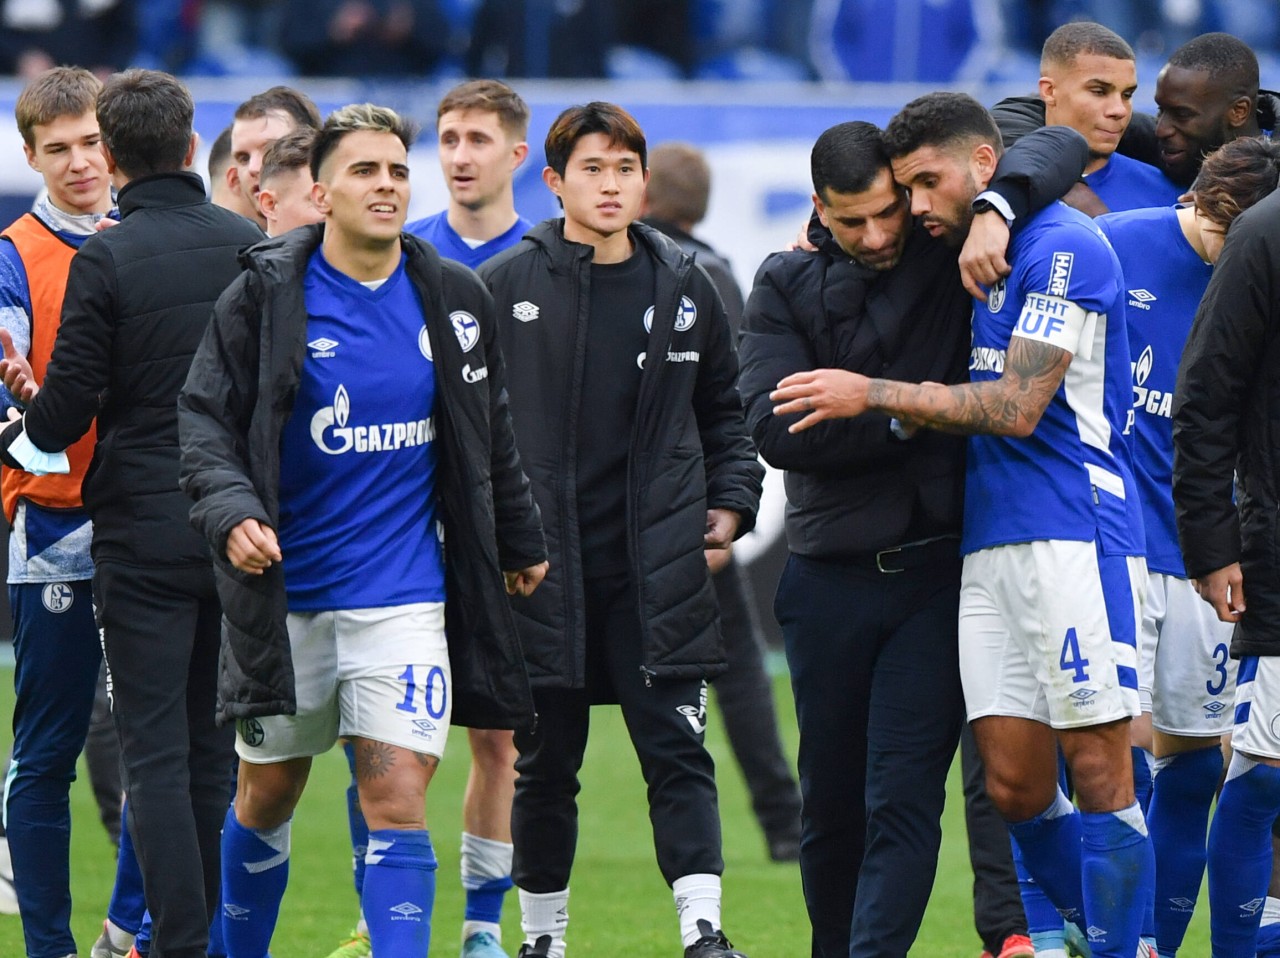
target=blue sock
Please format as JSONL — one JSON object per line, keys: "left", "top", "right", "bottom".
{"left": 107, "top": 802, "right": 147, "bottom": 935}
{"left": 135, "top": 911, "right": 151, "bottom": 956}
{"left": 364, "top": 828, "right": 437, "bottom": 958}
{"left": 1079, "top": 803, "right": 1154, "bottom": 958}
{"left": 343, "top": 741, "right": 368, "bottom": 900}
{"left": 1258, "top": 897, "right": 1280, "bottom": 958}
{"left": 1208, "top": 757, "right": 1280, "bottom": 958}
{"left": 465, "top": 876, "right": 514, "bottom": 925}
{"left": 461, "top": 832, "right": 514, "bottom": 930}
{"left": 221, "top": 808, "right": 291, "bottom": 958}
{"left": 1007, "top": 790, "right": 1086, "bottom": 929}
{"left": 1132, "top": 746, "right": 1154, "bottom": 813}
{"left": 1148, "top": 746, "right": 1223, "bottom": 957}
{"left": 1012, "top": 833, "right": 1065, "bottom": 933}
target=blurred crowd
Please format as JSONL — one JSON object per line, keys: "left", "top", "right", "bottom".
{"left": 0, "top": 0, "right": 1277, "bottom": 84}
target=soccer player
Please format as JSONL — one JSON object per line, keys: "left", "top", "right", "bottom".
{"left": 227, "top": 86, "right": 321, "bottom": 230}
{"left": 257, "top": 128, "right": 323, "bottom": 237}
{"left": 208, "top": 124, "right": 260, "bottom": 223}
{"left": 0, "top": 68, "right": 264, "bottom": 958}
{"left": 0, "top": 64, "right": 113, "bottom": 958}
{"left": 407, "top": 78, "right": 533, "bottom": 267}
{"left": 177, "top": 103, "right": 548, "bottom": 958}
{"left": 317, "top": 79, "right": 534, "bottom": 958}
{"left": 994, "top": 22, "right": 1181, "bottom": 216}
{"left": 772, "top": 92, "right": 1150, "bottom": 958}
{"left": 478, "top": 101, "right": 763, "bottom": 958}
{"left": 1153, "top": 32, "right": 1270, "bottom": 188}
{"left": 1100, "top": 135, "right": 1280, "bottom": 957}
{"left": 1172, "top": 148, "right": 1280, "bottom": 958}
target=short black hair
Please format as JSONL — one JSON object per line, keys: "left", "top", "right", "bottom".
{"left": 97, "top": 69, "right": 193, "bottom": 178}
{"left": 810, "top": 121, "right": 890, "bottom": 200}
{"left": 544, "top": 102, "right": 646, "bottom": 178}
{"left": 883, "top": 92, "right": 1002, "bottom": 161}
{"left": 234, "top": 85, "right": 322, "bottom": 132}
{"left": 1041, "top": 21, "right": 1134, "bottom": 72}
{"left": 1168, "top": 32, "right": 1259, "bottom": 99}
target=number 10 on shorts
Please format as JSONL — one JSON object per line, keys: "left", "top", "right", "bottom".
{"left": 1060, "top": 627, "right": 1090, "bottom": 683}
{"left": 396, "top": 664, "right": 448, "bottom": 719}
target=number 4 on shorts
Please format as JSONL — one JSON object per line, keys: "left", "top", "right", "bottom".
{"left": 1060, "top": 627, "right": 1090, "bottom": 683}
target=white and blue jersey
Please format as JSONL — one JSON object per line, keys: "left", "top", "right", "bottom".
{"left": 1097, "top": 206, "right": 1211, "bottom": 577}
{"left": 405, "top": 211, "right": 533, "bottom": 270}
{"left": 1083, "top": 152, "right": 1183, "bottom": 213}
{"left": 963, "top": 201, "right": 1144, "bottom": 557}
{"left": 278, "top": 249, "right": 446, "bottom": 610}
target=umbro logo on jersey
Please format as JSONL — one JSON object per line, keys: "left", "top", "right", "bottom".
{"left": 513, "top": 301, "right": 539, "bottom": 322}
{"left": 308, "top": 337, "right": 339, "bottom": 358}
{"left": 1128, "top": 289, "right": 1156, "bottom": 310}
{"left": 391, "top": 902, "right": 424, "bottom": 920}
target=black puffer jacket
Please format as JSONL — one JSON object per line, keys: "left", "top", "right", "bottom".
{"left": 1173, "top": 189, "right": 1280, "bottom": 655}
{"left": 478, "top": 219, "right": 763, "bottom": 689}
{"left": 0, "top": 172, "right": 264, "bottom": 566}
{"left": 178, "top": 226, "right": 547, "bottom": 728}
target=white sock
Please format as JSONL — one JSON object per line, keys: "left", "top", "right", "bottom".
{"left": 1263, "top": 895, "right": 1280, "bottom": 927}
{"left": 520, "top": 887, "right": 569, "bottom": 958}
{"left": 105, "top": 919, "right": 135, "bottom": 951}
{"left": 673, "top": 873, "right": 722, "bottom": 947}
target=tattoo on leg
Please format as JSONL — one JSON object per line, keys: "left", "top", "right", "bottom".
{"left": 415, "top": 752, "right": 440, "bottom": 770}
{"left": 356, "top": 740, "right": 396, "bottom": 780}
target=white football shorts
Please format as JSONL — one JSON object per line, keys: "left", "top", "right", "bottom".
{"left": 959, "top": 539, "right": 1145, "bottom": 729}
{"left": 1139, "top": 571, "right": 1236, "bottom": 736}
{"left": 236, "top": 601, "right": 451, "bottom": 763}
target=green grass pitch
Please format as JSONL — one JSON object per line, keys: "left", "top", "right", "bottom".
{"left": 0, "top": 667, "right": 1211, "bottom": 956}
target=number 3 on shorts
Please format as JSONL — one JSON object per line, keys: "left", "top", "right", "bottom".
{"left": 395, "top": 664, "right": 449, "bottom": 719}
{"left": 1059, "top": 627, "right": 1090, "bottom": 684}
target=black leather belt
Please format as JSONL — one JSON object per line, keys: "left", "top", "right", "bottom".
{"left": 843, "top": 535, "right": 961, "bottom": 574}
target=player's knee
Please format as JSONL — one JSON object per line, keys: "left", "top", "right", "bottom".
{"left": 469, "top": 727, "right": 518, "bottom": 773}
{"left": 1069, "top": 755, "right": 1135, "bottom": 813}
{"left": 235, "top": 766, "right": 306, "bottom": 830}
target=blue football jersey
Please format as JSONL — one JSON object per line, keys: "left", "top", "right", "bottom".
{"left": 1097, "top": 206, "right": 1212, "bottom": 577}
{"left": 963, "top": 201, "right": 1144, "bottom": 557}
{"left": 277, "top": 249, "right": 446, "bottom": 610}
{"left": 405, "top": 211, "right": 533, "bottom": 270}
{"left": 1083, "top": 153, "right": 1183, "bottom": 213}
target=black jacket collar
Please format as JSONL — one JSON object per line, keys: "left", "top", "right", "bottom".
{"left": 117, "top": 171, "right": 210, "bottom": 218}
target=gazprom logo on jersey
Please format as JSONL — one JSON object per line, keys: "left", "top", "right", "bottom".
{"left": 969, "top": 346, "right": 1005, "bottom": 373}
{"left": 1048, "top": 251, "right": 1074, "bottom": 298}
{"left": 310, "top": 384, "right": 435, "bottom": 455}
{"left": 643, "top": 296, "right": 698, "bottom": 333}
{"left": 1131, "top": 344, "right": 1172, "bottom": 418}
{"left": 450, "top": 310, "right": 479, "bottom": 352}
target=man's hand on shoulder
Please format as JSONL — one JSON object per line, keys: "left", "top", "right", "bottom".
{"left": 1194, "top": 562, "right": 1245, "bottom": 623}
{"left": 960, "top": 210, "right": 1012, "bottom": 301}
{"left": 770, "top": 369, "right": 871, "bottom": 433}
{"left": 226, "top": 517, "right": 282, "bottom": 575}
{"left": 505, "top": 560, "right": 549, "bottom": 597}
{"left": 0, "top": 329, "right": 38, "bottom": 404}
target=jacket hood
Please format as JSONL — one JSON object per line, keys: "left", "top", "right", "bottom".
{"left": 1259, "top": 89, "right": 1280, "bottom": 133}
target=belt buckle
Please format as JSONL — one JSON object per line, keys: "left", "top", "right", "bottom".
{"left": 875, "top": 546, "right": 904, "bottom": 574}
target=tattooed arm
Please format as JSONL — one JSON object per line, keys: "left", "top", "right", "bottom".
{"left": 770, "top": 335, "right": 1071, "bottom": 437}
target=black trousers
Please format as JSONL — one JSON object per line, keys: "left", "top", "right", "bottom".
{"left": 512, "top": 573, "right": 723, "bottom": 891}
{"left": 961, "top": 723, "right": 1028, "bottom": 952}
{"left": 711, "top": 559, "right": 802, "bottom": 844}
{"left": 775, "top": 550, "right": 964, "bottom": 958}
{"left": 94, "top": 561, "right": 235, "bottom": 958}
